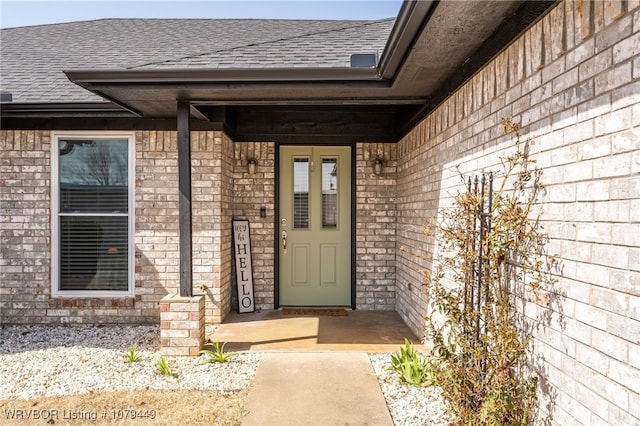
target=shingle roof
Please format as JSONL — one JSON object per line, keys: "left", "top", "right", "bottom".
{"left": 0, "top": 18, "right": 394, "bottom": 103}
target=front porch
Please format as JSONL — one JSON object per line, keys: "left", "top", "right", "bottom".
{"left": 209, "top": 310, "right": 422, "bottom": 353}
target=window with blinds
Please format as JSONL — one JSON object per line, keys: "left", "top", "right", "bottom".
{"left": 53, "top": 135, "right": 134, "bottom": 295}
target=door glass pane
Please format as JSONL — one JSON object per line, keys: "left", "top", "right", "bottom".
{"left": 322, "top": 158, "right": 338, "bottom": 228}
{"left": 293, "top": 158, "right": 309, "bottom": 228}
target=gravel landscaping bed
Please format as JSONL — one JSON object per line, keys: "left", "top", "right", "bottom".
{"left": 1, "top": 325, "right": 450, "bottom": 425}
{"left": 369, "top": 354, "right": 452, "bottom": 426}
{"left": 0, "top": 325, "right": 259, "bottom": 400}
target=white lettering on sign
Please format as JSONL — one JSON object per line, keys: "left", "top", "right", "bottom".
{"left": 233, "top": 220, "right": 255, "bottom": 313}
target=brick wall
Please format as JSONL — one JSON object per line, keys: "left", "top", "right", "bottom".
{"left": 0, "top": 130, "right": 239, "bottom": 325}
{"left": 231, "top": 142, "right": 276, "bottom": 311}
{"left": 0, "top": 132, "right": 401, "bottom": 319}
{"left": 190, "top": 131, "right": 234, "bottom": 323}
{"left": 135, "top": 130, "right": 179, "bottom": 323}
{"left": 355, "top": 143, "right": 397, "bottom": 310}
{"left": 0, "top": 131, "right": 52, "bottom": 323}
{"left": 136, "top": 130, "right": 237, "bottom": 324}
{"left": 395, "top": 1, "right": 640, "bottom": 423}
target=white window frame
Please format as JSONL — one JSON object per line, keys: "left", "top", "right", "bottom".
{"left": 51, "top": 131, "right": 136, "bottom": 298}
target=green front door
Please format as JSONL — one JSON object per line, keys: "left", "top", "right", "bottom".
{"left": 279, "top": 146, "right": 351, "bottom": 306}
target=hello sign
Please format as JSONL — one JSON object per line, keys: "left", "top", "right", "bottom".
{"left": 232, "top": 219, "right": 255, "bottom": 313}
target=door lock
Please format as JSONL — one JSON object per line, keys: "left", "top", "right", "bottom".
{"left": 281, "top": 230, "right": 288, "bottom": 254}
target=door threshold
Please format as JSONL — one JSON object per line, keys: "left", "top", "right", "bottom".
{"left": 279, "top": 306, "right": 353, "bottom": 310}
{"left": 280, "top": 307, "right": 351, "bottom": 317}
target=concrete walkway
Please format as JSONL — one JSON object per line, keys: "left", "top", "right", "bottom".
{"left": 241, "top": 352, "right": 394, "bottom": 426}
{"left": 215, "top": 311, "right": 422, "bottom": 425}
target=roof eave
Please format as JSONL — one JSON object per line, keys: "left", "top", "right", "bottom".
{"left": 377, "top": 0, "right": 435, "bottom": 81}
{"left": 0, "top": 101, "right": 137, "bottom": 117}
{"left": 63, "top": 67, "right": 382, "bottom": 85}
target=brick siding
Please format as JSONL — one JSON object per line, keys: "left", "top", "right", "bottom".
{"left": 355, "top": 143, "right": 397, "bottom": 310}
{"left": 230, "top": 142, "right": 276, "bottom": 311}
{"left": 1, "top": 130, "right": 236, "bottom": 324}
{"left": 395, "top": 2, "right": 640, "bottom": 423}
{"left": 190, "top": 131, "right": 234, "bottom": 323}
{"left": 0, "top": 131, "right": 52, "bottom": 323}
{"left": 135, "top": 130, "right": 179, "bottom": 323}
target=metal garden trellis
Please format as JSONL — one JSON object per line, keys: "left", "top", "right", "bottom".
{"left": 464, "top": 172, "right": 493, "bottom": 371}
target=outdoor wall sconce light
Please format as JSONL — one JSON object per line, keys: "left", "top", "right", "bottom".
{"left": 373, "top": 157, "right": 384, "bottom": 175}
{"left": 247, "top": 158, "right": 257, "bottom": 175}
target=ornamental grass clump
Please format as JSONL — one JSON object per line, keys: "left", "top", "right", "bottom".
{"left": 124, "top": 345, "right": 142, "bottom": 364}
{"left": 389, "top": 338, "right": 435, "bottom": 387}
{"left": 423, "top": 119, "right": 555, "bottom": 425}
{"left": 156, "top": 356, "right": 176, "bottom": 377}
{"left": 200, "top": 341, "right": 236, "bottom": 364}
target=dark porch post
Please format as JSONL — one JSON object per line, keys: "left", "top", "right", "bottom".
{"left": 177, "top": 100, "right": 192, "bottom": 297}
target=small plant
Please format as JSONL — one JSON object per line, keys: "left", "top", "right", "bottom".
{"left": 156, "top": 356, "right": 175, "bottom": 377}
{"left": 200, "top": 341, "right": 236, "bottom": 364}
{"left": 389, "top": 338, "right": 435, "bottom": 386}
{"left": 124, "top": 345, "right": 141, "bottom": 363}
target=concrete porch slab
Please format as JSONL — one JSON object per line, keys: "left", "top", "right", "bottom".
{"left": 210, "top": 310, "right": 424, "bottom": 353}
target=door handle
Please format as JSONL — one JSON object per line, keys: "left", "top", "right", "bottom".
{"left": 281, "top": 231, "right": 287, "bottom": 254}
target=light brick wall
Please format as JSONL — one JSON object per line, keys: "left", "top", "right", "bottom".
{"left": 0, "top": 130, "right": 237, "bottom": 325}
{"left": 231, "top": 142, "right": 275, "bottom": 311}
{"left": 135, "top": 130, "right": 179, "bottom": 323}
{"left": 0, "top": 131, "right": 52, "bottom": 323}
{"left": 355, "top": 143, "right": 397, "bottom": 310}
{"left": 159, "top": 294, "right": 205, "bottom": 356}
{"left": 190, "top": 131, "right": 234, "bottom": 323}
{"left": 395, "top": 1, "right": 640, "bottom": 424}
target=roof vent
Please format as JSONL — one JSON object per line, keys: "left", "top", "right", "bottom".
{"left": 350, "top": 54, "right": 377, "bottom": 68}
{"left": 1, "top": 92, "right": 12, "bottom": 102}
